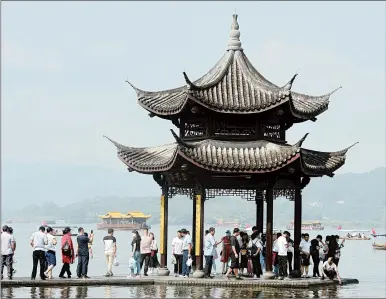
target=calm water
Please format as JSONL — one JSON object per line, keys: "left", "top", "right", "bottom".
{"left": 3, "top": 223, "right": 386, "bottom": 298}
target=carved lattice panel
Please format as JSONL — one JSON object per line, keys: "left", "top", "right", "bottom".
{"left": 184, "top": 122, "right": 207, "bottom": 137}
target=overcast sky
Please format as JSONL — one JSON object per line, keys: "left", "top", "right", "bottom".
{"left": 2, "top": 1, "right": 385, "bottom": 175}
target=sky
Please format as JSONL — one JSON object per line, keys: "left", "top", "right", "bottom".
{"left": 2, "top": 1, "right": 385, "bottom": 179}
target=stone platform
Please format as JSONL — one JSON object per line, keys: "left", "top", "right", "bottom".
{"left": 1, "top": 275, "right": 359, "bottom": 289}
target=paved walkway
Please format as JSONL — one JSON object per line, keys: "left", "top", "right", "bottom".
{"left": 1, "top": 274, "right": 359, "bottom": 289}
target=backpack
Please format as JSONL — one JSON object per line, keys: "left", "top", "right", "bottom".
{"left": 250, "top": 240, "right": 258, "bottom": 255}
{"left": 62, "top": 240, "right": 71, "bottom": 256}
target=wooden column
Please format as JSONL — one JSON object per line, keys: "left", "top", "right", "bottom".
{"left": 293, "top": 187, "right": 302, "bottom": 273}
{"left": 193, "top": 187, "right": 205, "bottom": 278}
{"left": 265, "top": 185, "right": 274, "bottom": 274}
{"left": 192, "top": 195, "right": 197, "bottom": 270}
{"left": 255, "top": 190, "right": 264, "bottom": 233}
{"left": 159, "top": 184, "right": 169, "bottom": 275}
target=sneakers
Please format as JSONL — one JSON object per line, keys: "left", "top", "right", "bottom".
{"left": 174, "top": 273, "right": 178, "bottom": 277}
{"left": 105, "top": 273, "right": 111, "bottom": 277}
{"left": 278, "top": 276, "right": 284, "bottom": 280}
{"left": 179, "top": 275, "right": 184, "bottom": 278}
{"left": 135, "top": 275, "right": 141, "bottom": 279}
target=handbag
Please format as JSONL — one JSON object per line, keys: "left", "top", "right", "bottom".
{"left": 113, "top": 257, "right": 119, "bottom": 266}
{"left": 186, "top": 257, "right": 193, "bottom": 267}
{"left": 171, "top": 255, "right": 177, "bottom": 264}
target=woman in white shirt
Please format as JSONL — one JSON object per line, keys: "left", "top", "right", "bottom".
{"left": 44, "top": 227, "right": 57, "bottom": 279}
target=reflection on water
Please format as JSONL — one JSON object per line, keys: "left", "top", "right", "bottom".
{"left": 0, "top": 285, "right": 343, "bottom": 299}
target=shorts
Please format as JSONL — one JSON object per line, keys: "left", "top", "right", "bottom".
{"left": 46, "top": 251, "right": 56, "bottom": 266}
{"left": 229, "top": 254, "right": 239, "bottom": 269}
{"left": 301, "top": 254, "right": 310, "bottom": 266}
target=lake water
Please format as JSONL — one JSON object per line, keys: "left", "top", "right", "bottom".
{"left": 2, "top": 223, "right": 386, "bottom": 298}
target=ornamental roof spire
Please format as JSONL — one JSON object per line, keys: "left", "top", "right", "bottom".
{"left": 227, "top": 14, "right": 243, "bottom": 51}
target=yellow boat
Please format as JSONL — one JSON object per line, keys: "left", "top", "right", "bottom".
{"left": 97, "top": 211, "right": 151, "bottom": 231}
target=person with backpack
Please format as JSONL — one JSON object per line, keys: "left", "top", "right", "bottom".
{"left": 248, "top": 231, "right": 262, "bottom": 279}
{"left": 59, "top": 227, "right": 74, "bottom": 279}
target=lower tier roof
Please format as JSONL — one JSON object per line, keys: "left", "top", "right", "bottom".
{"left": 105, "top": 134, "right": 356, "bottom": 177}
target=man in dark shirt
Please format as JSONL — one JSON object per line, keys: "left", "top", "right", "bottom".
{"left": 224, "top": 228, "right": 241, "bottom": 280}
{"left": 76, "top": 227, "right": 94, "bottom": 279}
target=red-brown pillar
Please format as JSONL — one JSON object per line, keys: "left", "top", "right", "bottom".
{"left": 264, "top": 186, "right": 274, "bottom": 275}
{"left": 255, "top": 190, "right": 264, "bottom": 234}
{"left": 293, "top": 187, "right": 302, "bottom": 274}
{"left": 158, "top": 184, "right": 170, "bottom": 276}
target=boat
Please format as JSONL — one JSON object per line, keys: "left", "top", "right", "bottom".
{"left": 245, "top": 227, "right": 282, "bottom": 235}
{"left": 97, "top": 211, "right": 151, "bottom": 231}
{"left": 213, "top": 217, "right": 240, "bottom": 228}
{"left": 41, "top": 224, "right": 78, "bottom": 236}
{"left": 286, "top": 220, "right": 324, "bottom": 231}
{"left": 339, "top": 230, "right": 371, "bottom": 240}
{"left": 5, "top": 219, "right": 13, "bottom": 224}
{"left": 371, "top": 231, "right": 386, "bottom": 250}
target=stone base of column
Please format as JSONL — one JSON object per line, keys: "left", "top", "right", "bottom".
{"left": 192, "top": 270, "right": 205, "bottom": 278}
{"left": 157, "top": 267, "right": 170, "bottom": 276}
{"left": 263, "top": 271, "right": 276, "bottom": 280}
{"left": 290, "top": 270, "right": 301, "bottom": 278}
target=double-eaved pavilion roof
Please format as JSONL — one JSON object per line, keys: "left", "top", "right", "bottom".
{"left": 128, "top": 15, "right": 341, "bottom": 121}
{"left": 104, "top": 133, "right": 357, "bottom": 178}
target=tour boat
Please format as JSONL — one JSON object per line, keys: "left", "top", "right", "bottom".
{"left": 286, "top": 220, "right": 324, "bottom": 231}
{"left": 213, "top": 217, "right": 240, "bottom": 228}
{"left": 339, "top": 230, "right": 371, "bottom": 240}
{"left": 97, "top": 211, "right": 151, "bottom": 231}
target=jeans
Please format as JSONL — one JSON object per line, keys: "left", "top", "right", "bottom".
{"left": 59, "top": 263, "right": 72, "bottom": 277}
{"left": 1, "top": 254, "right": 13, "bottom": 279}
{"left": 278, "top": 255, "right": 288, "bottom": 277}
{"left": 105, "top": 253, "right": 114, "bottom": 274}
{"left": 182, "top": 250, "right": 190, "bottom": 276}
{"left": 132, "top": 251, "right": 141, "bottom": 275}
{"left": 260, "top": 252, "right": 266, "bottom": 273}
{"left": 140, "top": 253, "right": 151, "bottom": 275}
{"left": 174, "top": 254, "right": 183, "bottom": 275}
{"left": 77, "top": 255, "right": 89, "bottom": 278}
{"left": 31, "top": 250, "right": 46, "bottom": 279}
{"left": 204, "top": 255, "right": 213, "bottom": 277}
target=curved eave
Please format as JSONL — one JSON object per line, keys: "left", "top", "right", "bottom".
{"left": 299, "top": 142, "right": 356, "bottom": 177}
{"left": 104, "top": 136, "right": 178, "bottom": 174}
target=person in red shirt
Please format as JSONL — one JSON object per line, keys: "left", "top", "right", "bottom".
{"left": 59, "top": 227, "right": 75, "bottom": 279}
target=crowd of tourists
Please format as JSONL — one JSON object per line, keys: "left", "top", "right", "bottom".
{"left": 1, "top": 224, "right": 343, "bottom": 284}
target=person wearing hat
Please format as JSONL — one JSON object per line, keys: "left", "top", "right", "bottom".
{"left": 180, "top": 228, "right": 192, "bottom": 277}
{"left": 59, "top": 227, "right": 75, "bottom": 279}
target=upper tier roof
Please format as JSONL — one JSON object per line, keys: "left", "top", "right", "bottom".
{"left": 128, "top": 14, "right": 341, "bottom": 120}
{"left": 104, "top": 132, "right": 357, "bottom": 177}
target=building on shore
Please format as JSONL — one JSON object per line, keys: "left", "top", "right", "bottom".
{"left": 105, "top": 14, "right": 356, "bottom": 277}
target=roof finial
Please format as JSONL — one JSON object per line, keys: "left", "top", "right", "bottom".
{"left": 227, "top": 14, "right": 243, "bottom": 51}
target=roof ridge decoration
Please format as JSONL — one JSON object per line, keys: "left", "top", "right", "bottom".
{"left": 227, "top": 14, "right": 243, "bottom": 51}
{"left": 106, "top": 136, "right": 354, "bottom": 176}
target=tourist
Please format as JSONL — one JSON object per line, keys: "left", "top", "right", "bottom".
{"left": 149, "top": 232, "right": 159, "bottom": 274}
{"left": 224, "top": 228, "right": 241, "bottom": 280}
{"left": 203, "top": 227, "right": 221, "bottom": 279}
{"left": 30, "top": 226, "right": 48, "bottom": 280}
{"left": 277, "top": 231, "right": 289, "bottom": 280}
{"left": 259, "top": 233, "right": 266, "bottom": 274}
{"left": 324, "top": 235, "right": 332, "bottom": 262}
{"left": 186, "top": 230, "right": 193, "bottom": 273}
{"left": 220, "top": 230, "right": 232, "bottom": 275}
{"left": 310, "top": 237, "right": 320, "bottom": 278}
{"left": 317, "top": 235, "right": 328, "bottom": 265}
{"left": 181, "top": 228, "right": 192, "bottom": 278}
{"left": 129, "top": 230, "right": 141, "bottom": 278}
{"left": 286, "top": 232, "right": 294, "bottom": 275}
{"left": 300, "top": 233, "right": 311, "bottom": 278}
{"left": 334, "top": 235, "right": 345, "bottom": 266}
{"left": 59, "top": 227, "right": 75, "bottom": 279}
{"left": 272, "top": 232, "right": 281, "bottom": 277}
{"left": 212, "top": 244, "right": 219, "bottom": 276}
{"left": 89, "top": 230, "right": 94, "bottom": 259}
{"left": 139, "top": 228, "right": 152, "bottom": 276}
{"left": 76, "top": 227, "right": 94, "bottom": 279}
{"left": 171, "top": 230, "right": 183, "bottom": 277}
{"left": 7, "top": 227, "right": 17, "bottom": 276}
{"left": 1, "top": 225, "right": 15, "bottom": 280}
{"left": 44, "top": 227, "right": 57, "bottom": 279}
{"left": 248, "top": 231, "right": 262, "bottom": 279}
{"left": 321, "top": 257, "right": 342, "bottom": 284}
{"left": 239, "top": 232, "right": 249, "bottom": 276}
{"left": 103, "top": 228, "right": 116, "bottom": 277}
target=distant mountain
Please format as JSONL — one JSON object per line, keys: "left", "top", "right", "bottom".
{"left": 2, "top": 162, "right": 385, "bottom": 228}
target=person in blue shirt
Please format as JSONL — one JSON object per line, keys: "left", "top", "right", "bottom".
{"left": 203, "top": 227, "right": 221, "bottom": 279}
{"left": 76, "top": 228, "right": 94, "bottom": 279}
